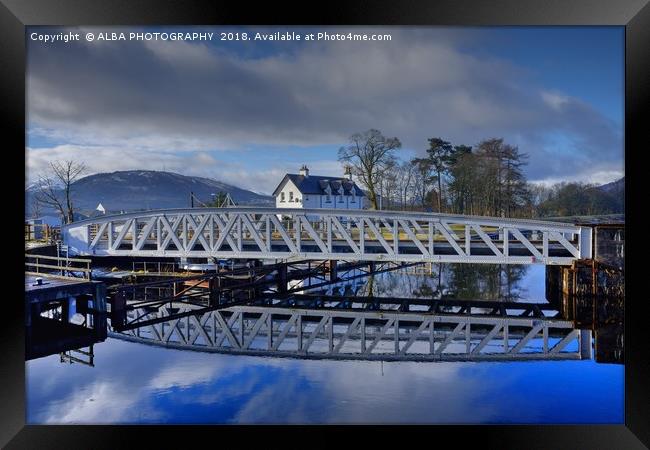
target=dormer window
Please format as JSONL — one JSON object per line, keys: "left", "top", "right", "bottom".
{"left": 324, "top": 184, "right": 332, "bottom": 202}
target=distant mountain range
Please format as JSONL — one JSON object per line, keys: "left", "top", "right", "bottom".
{"left": 26, "top": 170, "right": 273, "bottom": 217}
{"left": 596, "top": 176, "right": 625, "bottom": 212}
{"left": 597, "top": 176, "right": 624, "bottom": 196}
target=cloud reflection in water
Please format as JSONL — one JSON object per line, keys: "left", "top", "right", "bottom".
{"left": 26, "top": 336, "right": 623, "bottom": 424}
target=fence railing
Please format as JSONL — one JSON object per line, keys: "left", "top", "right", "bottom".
{"left": 25, "top": 223, "right": 61, "bottom": 243}
{"left": 25, "top": 253, "right": 92, "bottom": 280}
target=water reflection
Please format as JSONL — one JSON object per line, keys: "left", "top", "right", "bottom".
{"left": 26, "top": 336, "right": 623, "bottom": 424}
{"left": 26, "top": 299, "right": 107, "bottom": 362}
{"left": 309, "top": 264, "right": 532, "bottom": 302}
{"left": 26, "top": 264, "right": 624, "bottom": 424}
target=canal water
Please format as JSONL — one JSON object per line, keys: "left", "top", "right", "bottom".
{"left": 26, "top": 264, "right": 624, "bottom": 424}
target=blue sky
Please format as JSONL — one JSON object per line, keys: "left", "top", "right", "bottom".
{"left": 26, "top": 26, "right": 624, "bottom": 194}
{"left": 460, "top": 27, "right": 623, "bottom": 123}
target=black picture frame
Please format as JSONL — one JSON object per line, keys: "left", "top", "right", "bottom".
{"left": 2, "top": 1, "right": 647, "bottom": 448}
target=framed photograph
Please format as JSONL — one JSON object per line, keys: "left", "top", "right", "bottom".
{"left": 4, "top": 0, "right": 647, "bottom": 447}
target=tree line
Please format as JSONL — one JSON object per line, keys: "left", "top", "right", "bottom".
{"left": 339, "top": 129, "right": 623, "bottom": 218}
{"left": 30, "top": 130, "right": 621, "bottom": 225}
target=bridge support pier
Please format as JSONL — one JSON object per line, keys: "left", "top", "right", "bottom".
{"left": 61, "top": 297, "right": 71, "bottom": 323}
{"left": 328, "top": 260, "right": 338, "bottom": 282}
{"left": 277, "top": 264, "right": 288, "bottom": 294}
{"left": 208, "top": 278, "right": 220, "bottom": 306}
{"left": 110, "top": 291, "right": 127, "bottom": 327}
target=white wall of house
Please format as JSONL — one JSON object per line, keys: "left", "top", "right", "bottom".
{"left": 276, "top": 179, "right": 303, "bottom": 209}
{"left": 276, "top": 181, "right": 365, "bottom": 210}
{"left": 275, "top": 177, "right": 366, "bottom": 223}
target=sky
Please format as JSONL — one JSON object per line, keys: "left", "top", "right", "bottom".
{"left": 26, "top": 26, "right": 624, "bottom": 195}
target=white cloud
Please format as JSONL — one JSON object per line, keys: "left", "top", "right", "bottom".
{"left": 541, "top": 91, "right": 571, "bottom": 110}
{"left": 26, "top": 145, "right": 226, "bottom": 180}
{"left": 531, "top": 168, "right": 624, "bottom": 187}
{"left": 26, "top": 26, "right": 623, "bottom": 185}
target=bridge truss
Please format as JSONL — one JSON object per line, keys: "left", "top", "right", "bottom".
{"left": 63, "top": 207, "right": 591, "bottom": 265}
{"left": 110, "top": 302, "right": 590, "bottom": 362}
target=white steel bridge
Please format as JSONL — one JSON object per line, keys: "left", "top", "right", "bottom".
{"left": 62, "top": 207, "right": 592, "bottom": 265}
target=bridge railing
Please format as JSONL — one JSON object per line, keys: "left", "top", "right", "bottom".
{"left": 63, "top": 207, "right": 590, "bottom": 264}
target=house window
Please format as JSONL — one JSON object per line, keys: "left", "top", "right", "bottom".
{"left": 280, "top": 192, "right": 285, "bottom": 202}
{"left": 338, "top": 194, "right": 344, "bottom": 202}
{"left": 326, "top": 194, "right": 331, "bottom": 202}
{"left": 289, "top": 192, "right": 294, "bottom": 202}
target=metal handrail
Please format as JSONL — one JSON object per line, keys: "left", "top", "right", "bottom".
{"left": 25, "top": 253, "right": 92, "bottom": 280}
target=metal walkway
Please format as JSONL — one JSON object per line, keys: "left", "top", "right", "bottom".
{"left": 63, "top": 207, "right": 592, "bottom": 265}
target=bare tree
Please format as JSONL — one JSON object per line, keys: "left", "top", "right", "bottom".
{"left": 33, "top": 160, "right": 87, "bottom": 224}
{"left": 381, "top": 163, "right": 400, "bottom": 210}
{"left": 28, "top": 194, "right": 42, "bottom": 219}
{"left": 396, "top": 160, "right": 417, "bottom": 210}
{"left": 338, "top": 129, "right": 401, "bottom": 209}
{"left": 411, "top": 157, "right": 436, "bottom": 209}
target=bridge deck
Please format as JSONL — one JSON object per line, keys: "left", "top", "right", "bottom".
{"left": 63, "top": 207, "right": 592, "bottom": 265}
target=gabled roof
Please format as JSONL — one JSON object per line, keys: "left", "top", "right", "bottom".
{"left": 272, "top": 174, "right": 366, "bottom": 197}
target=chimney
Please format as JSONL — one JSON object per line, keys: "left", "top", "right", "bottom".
{"left": 299, "top": 164, "right": 309, "bottom": 177}
{"left": 344, "top": 164, "right": 353, "bottom": 180}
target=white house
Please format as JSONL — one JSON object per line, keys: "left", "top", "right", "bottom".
{"left": 272, "top": 165, "right": 366, "bottom": 219}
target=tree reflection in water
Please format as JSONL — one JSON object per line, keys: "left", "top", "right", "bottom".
{"left": 353, "top": 264, "right": 530, "bottom": 303}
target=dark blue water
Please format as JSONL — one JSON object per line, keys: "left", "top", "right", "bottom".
{"left": 26, "top": 265, "right": 624, "bottom": 424}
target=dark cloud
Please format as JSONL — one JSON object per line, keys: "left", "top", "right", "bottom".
{"left": 26, "top": 26, "right": 623, "bottom": 184}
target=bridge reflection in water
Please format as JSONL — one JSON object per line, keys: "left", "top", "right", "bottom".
{"left": 29, "top": 259, "right": 622, "bottom": 365}
{"left": 109, "top": 298, "right": 591, "bottom": 362}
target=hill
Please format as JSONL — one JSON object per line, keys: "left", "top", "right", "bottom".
{"left": 26, "top": 170, "right": 273, "bottom": 217}
{"left": 597, "top": 176, "right": 624, "bottom": 196}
